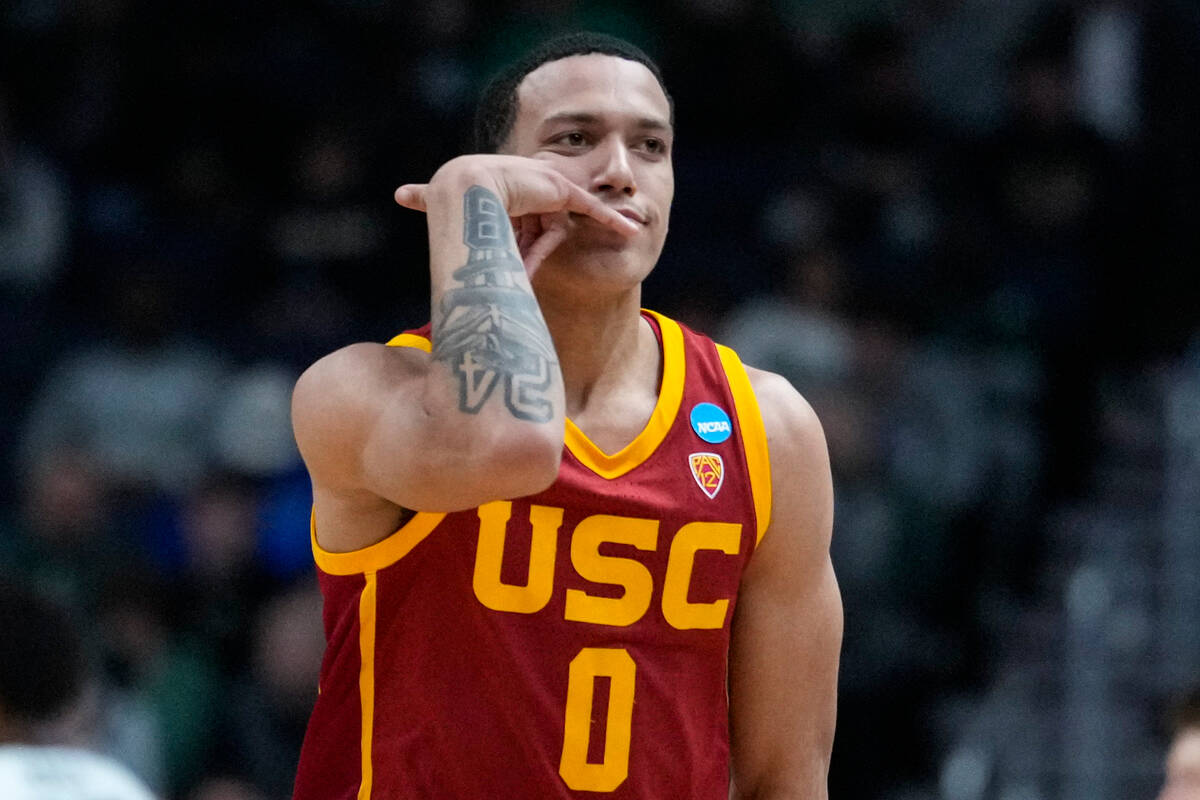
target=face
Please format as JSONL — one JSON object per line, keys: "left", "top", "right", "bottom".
{"left": 1161, "top": 729, "right": 1200, "bottom": 800}
{"left": 505, "top": 54, "right": 674, "bottom": 296}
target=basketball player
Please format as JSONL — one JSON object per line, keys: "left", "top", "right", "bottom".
{"left": 291, "top": 33, "right": 841, "bottom": 799}
{"left": 0, "top": 580, "right": 157, "bottom": 800}
{"left": 1160, "top": 686, "right": 1200, "bottom": 800}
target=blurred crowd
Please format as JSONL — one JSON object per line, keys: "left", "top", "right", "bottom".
{"left": 2, "top": 0, "right": 1198, "bottom": 798}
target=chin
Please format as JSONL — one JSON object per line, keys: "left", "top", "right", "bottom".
{"left": 536, "top": 246, "right": 655, "bottom": 297}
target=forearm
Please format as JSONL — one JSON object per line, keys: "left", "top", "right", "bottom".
{"left": 421, "top": 162, "right": 565, "bottom": 451}
{"left": 371, "top": 153, "right": 635, "bottom": 506}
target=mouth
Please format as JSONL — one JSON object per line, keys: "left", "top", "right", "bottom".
{"left": 569, "top": 209, "right": 647, "bottom": 228}
{"left": 615, "top": 208, "right": 647, "bottom": 225}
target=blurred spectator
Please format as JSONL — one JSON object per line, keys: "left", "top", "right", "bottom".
{"left": 0, "top": 86, "right": 72, "bottom": 500}
{"left": 721, "top": 242, "right": 854, "bottom": 398}
{"left": 19, "top": 270, "right": 229, "bottom": 496}
{"left": 0, "top": 88, "right": 70, "bottom": 291}
{"left": 1074, "top": 0, "right": 1141, "bottom": 145}
{"left": 188, "top": 776, "right": 266, "bottom": 800}
{"left": 476, "top": 0, "right": 656, "bottom": 80}
{"left": 210, "top": 364, "right": 302, "bottom": 480}
{"left": 249, "top": 276, "right": 360, "bottom": 373}
{"left": 407, "top": 0, "right": 475, "bottom": 117}
{"left": 93, "top": 568, "right": 222, "bottom": 797}
{"left": 258, "top": 120, "right": 398, "bottom": 350}
{"left": 0, "top": 446, "right": 126, "bottom": 611}
{"left": 161, "top": 475, "right": 280, "bottom": 677}
{"left": 256, "top": 465, "right": 322, "bottom": 583}
{"left": 0, "top": 578, "right": 156, "bottom": 800}
{"left": 1159, "top": 686, "right": 1200, "bottom": 800}
{"left": 210, "top": 583, "right": 324, "bottom": 798}
{"left": 266, "top": 123, "right": 386, "bottom": 272}
{"left": 909, "top": 0, "right": 1045, "bottom": 134}
{"left": 974, "top": 5, "right": 1121, "bottom": 505}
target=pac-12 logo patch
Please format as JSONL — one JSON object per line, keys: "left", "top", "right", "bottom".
{"left": 689, "top": 453, "right": 725, "bottom": 499}
{"left": 690, "top": 402, "right": 732, "bottom": 444}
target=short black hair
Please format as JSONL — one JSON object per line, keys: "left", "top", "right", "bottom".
{"left": 0, "top": 580, "right": 85, "bottom": 723}
{"left": 473, "top": 31, "right": 673, "bottom": 154}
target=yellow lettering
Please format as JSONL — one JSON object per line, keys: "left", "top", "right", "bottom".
{"left": 559, "top": 647, "right": 636, "bottom": 792}
{"left": 564, "top": 515, "right": 657, "bottom": 627}
{"left": 661, "top": 521, "right": 741, "bottom": 630}
{"left": 472, "top": 501, "right": 562, "bottom": 614}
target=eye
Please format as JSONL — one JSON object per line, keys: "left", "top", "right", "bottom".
{"left": 642, "top": 137, "right": 667, "bottom": 155}
{"left": 555, "top": 131, "right": 588, "bottom": 147}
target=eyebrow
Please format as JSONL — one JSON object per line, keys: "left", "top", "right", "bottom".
{"left": 541, "top": 112, "right": 672, "bottom": 133}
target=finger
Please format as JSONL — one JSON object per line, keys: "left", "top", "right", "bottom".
{"left": 394, "top": 184, "right": 428, "bottom": 211}
{"left": 522, "top": 223, "right": 570, "bottom": 278}
{"left": 515, "top": 215, "right": 542, "bottom": 259}
{"left": 562, "top": 184, "right": 639, "bottom": 237}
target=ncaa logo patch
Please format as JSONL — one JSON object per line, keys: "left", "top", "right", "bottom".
{"left": 690, "top": 402, "right": 732, "bottom": 444}
{"left": 689, "top": 453, "right": 725, "bottom": 499}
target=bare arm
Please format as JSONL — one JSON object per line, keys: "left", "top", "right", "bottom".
{"left": 292, "top": 156, "right": 638, "bottom": 551}
{"left": 728, "top": 369, "right": 842, "bottom": 799}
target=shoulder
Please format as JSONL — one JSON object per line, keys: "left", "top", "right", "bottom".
{"left": 293, "top": 341, "right": 428, "bottom": 419}
{"left": 741, "top": 365, "right": 833, "bottom": 551}
{"left": 298, "top": 338, "right": 429, "bottom": 388}
{"left": 684, "top": 315, "right": 824, "bottom": 463}
{"left": 743, "top": 366, "right": 827, "bottom": 477}
{"left": 291, "top": 341, "right": 429, "bottom": 481}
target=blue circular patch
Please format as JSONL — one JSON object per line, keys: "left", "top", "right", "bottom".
{"left": 690, "top": 402, "right": 733, "bottom": 444}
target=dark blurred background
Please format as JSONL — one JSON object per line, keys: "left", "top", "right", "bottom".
{"left": 2, "top": 1, "right": 1198, "bottom": 798}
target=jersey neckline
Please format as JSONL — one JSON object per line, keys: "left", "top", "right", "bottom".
{"left": 562, "top": 309, "right": 685, "bottom": 480}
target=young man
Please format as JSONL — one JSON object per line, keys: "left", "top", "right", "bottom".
{"left": 291, "top": 33, "right": 841, "bottom": 799}
{"left": 1160, "top": 686, "right": 1200, "bottom": 800}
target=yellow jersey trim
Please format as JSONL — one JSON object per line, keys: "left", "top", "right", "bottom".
{"left": 386, "top": 333, "right": 432, "bottom": 352}
{"left": 311, "top": 510, "right": 447, "bottom": 576}
{"left": 716, "top": 345, "right": 772, "bottom": 545}
{"left": 357, "top": 572, "right": 377, "bottom": 800}
{"left": 563, "top": 310, "right": 686, "bottom": 480}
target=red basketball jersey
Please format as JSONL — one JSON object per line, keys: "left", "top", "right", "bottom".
{"left": 293, "top": 310, "right": 772, "bottom": 800}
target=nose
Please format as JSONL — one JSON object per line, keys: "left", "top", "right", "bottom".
{"left": 591, "top": 137, "right": 637, "bottom": 197}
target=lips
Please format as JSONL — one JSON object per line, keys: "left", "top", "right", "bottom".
{"left": 614, "top": 207, "right": 647, "bottom": 225}
{"left": 568, "top": 207, "right": 648, "bottom": 229}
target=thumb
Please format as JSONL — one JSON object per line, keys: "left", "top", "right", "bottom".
{"left": 394, "top": 184, "right": 428, "bottom": 211}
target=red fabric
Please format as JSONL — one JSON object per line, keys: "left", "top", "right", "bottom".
{"left": 294, "top": 315, "right": 760, "bottom": 799}
{"left": 294, "top": 571, "right": 368, "bottom": 797}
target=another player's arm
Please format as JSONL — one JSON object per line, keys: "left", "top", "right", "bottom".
{"left": 292, "top": 157, "right": 637, "bottom": 551}
{"left": 728, "top": 369, "right": 841, "bottom": 800}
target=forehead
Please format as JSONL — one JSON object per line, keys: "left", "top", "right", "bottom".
{"left": 513, "top": 54, "right": 671, "bottom": 130}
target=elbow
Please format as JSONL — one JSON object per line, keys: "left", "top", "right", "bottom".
{"left": 487, "top": 423, "right": 563, "bottom": 497}
{"left": 421, "top": 417, "right": 563, "bottom": 505}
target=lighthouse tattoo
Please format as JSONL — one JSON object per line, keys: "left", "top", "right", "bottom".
{"left": 431, "top": 185, "right": 558, "bottom": 423}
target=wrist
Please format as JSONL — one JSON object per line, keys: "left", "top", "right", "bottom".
{"left": 428, "top": 156, "right": 503, "bottom": 205}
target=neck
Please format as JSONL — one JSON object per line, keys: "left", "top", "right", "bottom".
{"left": 537, "top": 284, "right": 654, "bottom": 417}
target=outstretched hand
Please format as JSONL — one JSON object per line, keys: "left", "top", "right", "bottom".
{"left": 394, "top": 155, "right": 638, "bottom": 276}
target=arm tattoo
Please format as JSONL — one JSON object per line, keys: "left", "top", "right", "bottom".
{"left": 431, "top": 185, "right": 558, "bottom": 422}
